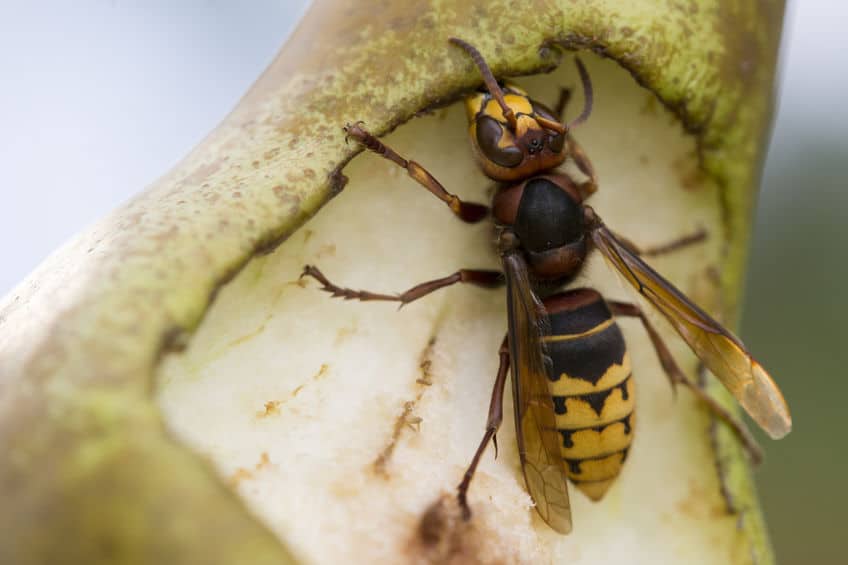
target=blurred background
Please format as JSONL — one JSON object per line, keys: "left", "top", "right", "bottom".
{"left": 742, "top": 3, "right": 847, "bottom": 563}
{"left": 0, "top": 2, "right": 842, "bottom": 563}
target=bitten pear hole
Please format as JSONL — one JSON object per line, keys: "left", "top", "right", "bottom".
{"left": 157, "top": 54, "right": 738, "bottom": 565}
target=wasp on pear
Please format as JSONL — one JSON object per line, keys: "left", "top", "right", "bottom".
{"left": 301, "top": 37, "right": 791, "bottom": 534}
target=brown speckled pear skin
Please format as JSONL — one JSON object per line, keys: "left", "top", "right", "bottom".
{"left": 0, "top": 1, "right": 784, "bottom": 564}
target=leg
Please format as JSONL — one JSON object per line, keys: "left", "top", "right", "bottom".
{"left": 614, "top": 228, "right": 707, "bottom": 257}
{"left": 301, "top": 265, "right": 503, "bottom": 307}
{"left": 552, "top": 87, "right": 599, "bottom": 198}
{"left": 549, "top": 63, "right": 598, "bottom": 198}
{"left": 612, "top": 227, "right": 708, "bottom": 258}
{"left": 608, "top": 301, "right": 763, "bottom": 464}
{"left": 457, "top": 336, "right": 509, "bottom": 520}
{"left": 344, "top": 122, "right": 488, "bottom": 223}
{"left": 567, "top": 137, "right": 599, "bottom": 198}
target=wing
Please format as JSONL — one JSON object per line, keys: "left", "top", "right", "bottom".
{"left": 590, "top": 222, "right": 792, "bottom": 439}
{"left": 503, "top": 252, "right": 573, "bottom": 533}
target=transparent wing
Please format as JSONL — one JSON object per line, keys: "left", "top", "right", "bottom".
{"left": 590, "top": 223, "right": 791, "bottom": 439}
{"left": 503, "top": 252, "right": 572, "bottom": 533}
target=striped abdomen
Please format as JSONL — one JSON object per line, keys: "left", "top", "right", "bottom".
{"left": 542, "top": 288, "right": 634, "bottom": 501}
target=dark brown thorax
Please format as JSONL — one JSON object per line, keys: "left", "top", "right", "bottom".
{"left": 493, "top": 173, "right": 588, "bottom": 282}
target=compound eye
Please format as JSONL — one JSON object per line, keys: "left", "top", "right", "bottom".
{"left": 476, "top": 115, "right": 523, "bottom": 168}
{"left": 548, "top": 131, "right": 565, "bottom": 153}
{"left": 531, "top": 100, "right": 566, "bottom": 154}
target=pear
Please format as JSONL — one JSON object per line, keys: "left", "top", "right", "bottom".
{"left": 0, "top": 1, "right": 786, "bottom": 564}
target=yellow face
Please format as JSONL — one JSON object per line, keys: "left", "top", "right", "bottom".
{"left": 464, "top": 83, "right": 567, "bottom": 182}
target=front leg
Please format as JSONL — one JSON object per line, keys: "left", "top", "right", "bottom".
{"left": 344, "top": 122, "right": 489, "bottom": 223}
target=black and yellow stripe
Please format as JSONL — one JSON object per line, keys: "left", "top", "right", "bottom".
{"left": 542, "top": 288, "right": 634, "bottom": 501}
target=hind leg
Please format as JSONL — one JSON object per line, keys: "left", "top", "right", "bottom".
{"left": 457, "top": 336, "right": 509, "bottom": 520}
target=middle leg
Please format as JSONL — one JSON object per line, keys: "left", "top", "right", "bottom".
{"left": 301, "top": 265, "right": 503, "bottom": 307}
{"left": 551, "top": 86, "right": 599, "bottom": 198}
